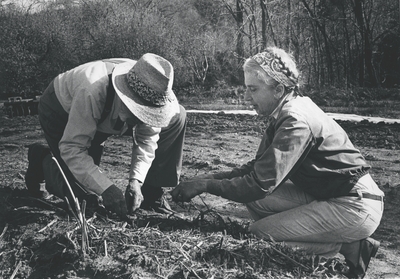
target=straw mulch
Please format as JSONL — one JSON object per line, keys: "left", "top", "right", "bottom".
{"left": 0, "top": 191, "right": 347, "bottom": 279}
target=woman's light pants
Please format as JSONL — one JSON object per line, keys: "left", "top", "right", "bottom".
{"left": 246, "top": 174, "right": 384, "bottom": 257}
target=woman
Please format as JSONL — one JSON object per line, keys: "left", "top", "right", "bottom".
{"left": 171, "top": 47, "right": 384, "bottom": 278}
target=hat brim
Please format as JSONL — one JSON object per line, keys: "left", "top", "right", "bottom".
{"left": 112, "top": 61, "right": 180, "bottom": 128}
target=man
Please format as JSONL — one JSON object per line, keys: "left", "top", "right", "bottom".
{"left": 25, "top": 53, "right": 186, "bottom": 218}
{"left": 171, "top": 47, "right": 384, "bottom": 278}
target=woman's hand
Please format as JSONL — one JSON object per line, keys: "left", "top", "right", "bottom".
{"left": 170, "top": 180, "right": 208, "bottom": 202}
{"left": 194, "top": 173, "right": 215, "bottom": 180}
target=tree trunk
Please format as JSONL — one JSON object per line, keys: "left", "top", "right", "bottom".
{"left": 260, "top": 0, "right": 267, "bottom": 49}
{"left": 341, "top": 3, "right": 351, "bottom": 88}
{"left": 300, "top": 0, "right": 334, "bottom": 85}
{"left": 236, "top": 0, "right": 244, "bottom": 60}
{"left": 352, "top": 0, "right": 365, "bottom": 86}
{"left": 286, "top": 0, "right": 291, "bottom": 51}
{"left": 260, "top": 0, "right": 277, "bottom": 47}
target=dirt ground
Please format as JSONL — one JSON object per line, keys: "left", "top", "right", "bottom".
{"left": 1, "top": 110, "right": 400, "bottom": 278}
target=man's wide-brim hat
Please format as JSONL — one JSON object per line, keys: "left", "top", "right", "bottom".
{"left": 112, "top": 53, "right": 180, "bottom": 128}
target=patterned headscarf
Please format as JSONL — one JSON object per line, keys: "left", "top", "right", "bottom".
{"left": 251, "top": 48, "right": 299, "bottom": 88}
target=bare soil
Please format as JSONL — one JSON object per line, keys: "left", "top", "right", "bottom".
{"left": 1, "top": 111, "right": 400, "bottom": 278}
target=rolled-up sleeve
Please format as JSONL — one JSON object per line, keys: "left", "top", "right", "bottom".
{"left": 207, "top": 113, "right": 314, "bottom": 203}
{"left": 129, "top": 123, "right": 161, "bottom": 183}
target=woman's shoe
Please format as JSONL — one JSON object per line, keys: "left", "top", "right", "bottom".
{"left": 343, "top": 237, "right": 380, "bottom": 279}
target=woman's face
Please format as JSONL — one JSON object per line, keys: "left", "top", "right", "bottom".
{"left": 244, "top": 71, "right": 281, "bottom": 116}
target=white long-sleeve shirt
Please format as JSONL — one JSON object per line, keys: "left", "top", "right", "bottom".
{"left": 53, "top": 60, "right": 160, "bottom": 195}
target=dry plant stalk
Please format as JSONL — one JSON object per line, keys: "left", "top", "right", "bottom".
{"left": 104, "top": 239, "right": 108, "bottom": 257}
{"left": 9, "top": 261, "right": 22, "bottom": 279}
{"left": 51, "top": 156, "right": 90, "bottom": 255}
{"left": 268, "top": 244, "right": 312, "bottom": 272}
{"left": 38, "top": 219, "right": 57, "bottom": 233}
{"left": 81, "top": 200, "right": 88, "bottom": 255}
{"left": 0, "top": 223, "right": 8, "bottom": 239}
{"left": 51, "top": 156, "right": 83, "bottom": 224}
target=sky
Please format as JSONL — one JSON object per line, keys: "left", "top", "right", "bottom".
{"left": 1, "top": 0, "right": 68, "bottom": 13}
{"left": 2, "top": 0, "right": 42, "bottom": 6}
{"left": 2, "top": 0, "right": 47, "bottom": 11}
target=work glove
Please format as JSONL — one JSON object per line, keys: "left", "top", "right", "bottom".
{"left": 101, "top": 184, "right": 128, "bottom": 218}
{"left": 125, "top": 179, "right": 144, "bottom": 214}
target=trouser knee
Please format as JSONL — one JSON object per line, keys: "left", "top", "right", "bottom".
{"left": 42, "top": 153, "right": 88, "bottom": 201}
{"left": 248, "top": 223, "right": 260, "bottom": 236}
{"left": 248, "top": 222, "right": 275, "bottom": 241}
{"left": 42, "top": 154, "right": 66, "bottom": 199}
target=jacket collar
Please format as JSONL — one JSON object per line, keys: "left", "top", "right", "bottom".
{"left": 268, "top": 91, "right": 297, "bottom": 122}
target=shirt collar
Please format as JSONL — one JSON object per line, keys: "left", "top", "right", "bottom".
{"left": 268, "top": 91, "right": 296, "bottom": 121}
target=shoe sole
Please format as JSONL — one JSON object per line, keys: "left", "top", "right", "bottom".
{"left": 367, "top": 237, "right": 380, "bottom": 258}
{"left": 363, "top": 237, "right": 380, "bottom": 277}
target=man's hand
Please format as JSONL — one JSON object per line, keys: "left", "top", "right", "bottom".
{"left": 125, "top": 179, "right": 144, "bottom": 214}
{"left": 170, "top": 180, "right": 208, "bottom": 202}
{"left": 101, "top": 184, "right": 128, "bottom": 218}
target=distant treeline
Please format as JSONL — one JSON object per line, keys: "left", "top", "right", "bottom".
{"left": 1, "top": 0, "right": 399, "bottom": 99}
